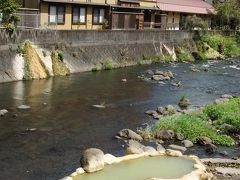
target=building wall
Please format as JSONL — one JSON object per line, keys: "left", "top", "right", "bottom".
{"left": 166, "top": 12, "right": 180, "bottom": 30}
{"left": 40, "top": 2, "right": 103, "bottom": 30}
{"left": 18, "top": 0, "right": 40, "bottom": 9}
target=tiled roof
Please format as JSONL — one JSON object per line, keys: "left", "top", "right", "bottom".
{"left": 157, "top": 0, "right": 215, "bottom": 14}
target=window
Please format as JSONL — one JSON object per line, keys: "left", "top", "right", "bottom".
{"left": 73, "top": 7, "right": 86, "bottom": 24}
{"left": 49, "top": 5, "right": 65, "bottom": 24}
{"left": 93, "top": 8, "right": 105, "bottom": 24}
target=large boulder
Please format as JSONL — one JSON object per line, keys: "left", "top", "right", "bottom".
{"left": 80, "top": 148, "right": 105, "bottom": 173}
{"left": 118, "top": 129, "right": 143, "bottom": 141}
{"left": 155, "top": 130, "right": 175, "bottom": 141}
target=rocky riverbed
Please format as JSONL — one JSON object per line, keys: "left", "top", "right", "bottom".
{"left": 0, "top": 59, "right": 240, "bottom": 180}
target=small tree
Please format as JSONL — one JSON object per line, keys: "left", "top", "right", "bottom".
{"left": 185, "top": 15, "right": 209, "bottom": 30}
{"left": 213, "top": 0, "right": 240, "bottom": 30}
{"left": 0, "top": 0, "right": 20, "bottom": 33}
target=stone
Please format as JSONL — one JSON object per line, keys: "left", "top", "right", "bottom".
{"left": 152, "top": 113, "right": 161, "bottom": 119}
{"left": 92, "top": 104, "right": 105, "bottom": 108}
{"left": 143, "top": 146, "right": 158, "bottom": 156}
{"left": 165, "top": 149, "right": 183, "bottom": 157}
{"left": 215, "top": 167, "right": 240, "bottom": 176}
{"left": 17, "top": 105, "right": 31, "bottom": 110}
{"left": 182, "top": 140, "right": 194, "bottom": 148}
{"left": 156, "top": 144, "right": 166, "bottom": 152}
{"left": 118, "top": 129, "right": 143, "bottom": 141}
{"left": 0, "top": 109, "right": 8, "bottom": 116}
{"left": 178, "top": 97, "right": 191, "bottom": 109}
{"left": 197, "top": 136, "right": 212, "bottom": 146}
{"left": 166, "top": 71, "right": 174, "bottom": 79}
{"left": 214, "top": 98, "right": 229, "bottom": 104}
{"left": 126, "top": 140, "right": 145, "bottom": 154}
{"left": 157, "top": 105, "right": 176, "bottom": 116}
{"left": 152, "top": 75, "right": 166, "bottom": 81}
{"left": 220, "top": 123, "right": 238, "bottom": 134}
{"left": 76, "top": 168, "right": 85, "bottom": 174}
{"left": 145, "top": 110, "right": 157, "bottom": 115}
{"left": 121, "top": 79, "right": 127, "bottom": 82}
{"left": 191, "top": 68, "right": 200, "bottom": 72}
{"left": 115, "top": 135, "right": 122, "bottom": 140}
{"left": 80, "top": 148, "right": 105, "bottom": 173}
{"left": 176, "top": 132, "right": 184, "bottom": 141}
{"left": 221, "top": 94, "right": 233, "bottom": 99}
{"left": 146, "top": 70, "right": 154, "bottom": 75}
{"left": 205, "top": 143, "right": 217, "bottom": 154}
{"left": 169, "top": 144, "right": 187, "bottom": 152}
{"left": 220, "top": 151, "right": 228, "bottom": 157}
{"left": 155, "top": 130, "right": 175, "bottom": 141}
{"left": 154, "top": 70, "right": 165, "bottom": 75}
{"left": 103, "top": 154, "right": 119, "bottom": 165}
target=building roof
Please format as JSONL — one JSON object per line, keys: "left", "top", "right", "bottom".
{"left": 157, "top": 0, "right": 215, "bottom": 14}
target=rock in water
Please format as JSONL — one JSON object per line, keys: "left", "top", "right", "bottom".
{"left": 80, "top": 148, "right": 105, "bottom": 173}
{"left": 118, "top": 129, "right": 143, "bottom": 141}
{"left": 17, "top": 105, "right": 31, "bottom": 110}
{"left": 0, "top": 109, "right": 8, "bottom": 116}
{"left": 182, "top": 140, "right": 194, "bottom": 148}
{"left": 197, "top": 136, "right": 212, "bottom": 146}
{"left": 92, "top": 104, "right": 105, "bottom": 109}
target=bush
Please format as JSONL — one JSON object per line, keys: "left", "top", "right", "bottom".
{"left": 185, "top": 15, "right": 208, "bottom": 30}
{"left": 152, "top": 115, "right": 234, "bottom": 146}
{"left": 199, "top": 34, "right": 240, "bottom": 58}
{"left": 102, "top": 59, "right": 114, "bottom": 70}
{"left": 203, "top": 98, "right": 240, "bottom": 132}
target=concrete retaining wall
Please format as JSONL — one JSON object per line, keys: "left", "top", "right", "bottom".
{"left": 0, "top": 30, "right": 194, "bottom": 83}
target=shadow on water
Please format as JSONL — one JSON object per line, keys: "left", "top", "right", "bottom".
{"left": 0, "top": 59, "right": 240, "bottom": 180}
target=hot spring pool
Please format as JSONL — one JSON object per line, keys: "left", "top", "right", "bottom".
{"left": 74, "top": 156, "right": 196, "bottom": 180}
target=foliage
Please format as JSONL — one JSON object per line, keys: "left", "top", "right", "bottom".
{"left": 213, "top": 0, "right": 240, "bottom": 30}
{"left": 200, "top": 34, "right": 240, "bottom": 57}
{"left": 185, "top": 15, "right": 208, "bottom": 30}
{"left": 16, "top": 43, "right": 27, "bottom": 55}
{"left": 176, "top": 52, "right": 190, "bottom": 62}
{"left": 0, "top": 0, "right": 20, "bottom": 33}
{"left": 152, "top": 115, "right": 234, "bottom": 146}
{"left": 102, "top": 59, "right": 114, "bottom": 70}
{"left": 204, "top": 98, "right": 240, "bottom": 132}
{"left": 57, "top": 51, "right": 64, "bottom": 61}
{"left": 163, "top": 54, "right": 173, "bottom": 62}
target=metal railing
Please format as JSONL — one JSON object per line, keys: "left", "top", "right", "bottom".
{"left": 143, "top": 22, "right": 163, "bottom": 29}
{"left": 0, "top": 10, "right": 57, "bottom": 30}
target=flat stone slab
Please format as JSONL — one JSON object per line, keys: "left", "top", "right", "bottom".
{"left": 201, "top": 158, "right": 240, "bottom": 165}
{"left": 215, "top": 167, "right": 240, "bottom": 175}
{"left": 168, "top": 144, "right": 187, "bottom": 152}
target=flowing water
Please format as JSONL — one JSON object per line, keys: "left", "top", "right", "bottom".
{"left": 75, "top": 156, "right": 195, "bottom": 180}
{"left": 0, "top": 59, "right": 240, "bottom": 180}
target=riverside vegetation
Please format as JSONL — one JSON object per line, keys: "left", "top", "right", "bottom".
{"left": 140, "top": 97, "right": 240, "bottom": 147}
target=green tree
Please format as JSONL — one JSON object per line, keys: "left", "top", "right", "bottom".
{"left": 185, "top": 15, "right": 208, "bottom": 30}
{"left": 0, "top": 0, "right": 20, "bottom": 32}
{"left": 213, "top": 0, "right": 240, "bottom": 30}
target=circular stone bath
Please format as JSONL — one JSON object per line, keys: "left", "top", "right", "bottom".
{"left": 75, "top": 156, "right": 195, "bottom": 180}
{"left": 67, "top": 151, "right": 210, "bottom": 180}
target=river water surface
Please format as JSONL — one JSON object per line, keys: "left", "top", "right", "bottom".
{"left": 0, "top": 59, "right": 240, "bottom": 180}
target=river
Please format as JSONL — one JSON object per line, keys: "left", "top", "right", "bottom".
{"left": 0, "top": 59, "right": 240, "bottom": 180}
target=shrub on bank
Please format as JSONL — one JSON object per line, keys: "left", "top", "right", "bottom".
{"left": 199, "top": 34, "right": 240, "bottom": 58}
{"left": 152, "top": 115, "right": 234, "bottom": 146}
{"left": 204, "top": 98, "right": 240, "bottom": 132}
